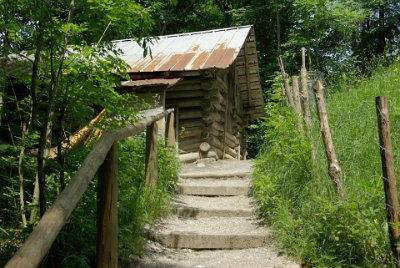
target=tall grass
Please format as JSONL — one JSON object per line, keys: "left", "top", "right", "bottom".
{"left": 253, "top": 61, "right": 400, "bottom": 267}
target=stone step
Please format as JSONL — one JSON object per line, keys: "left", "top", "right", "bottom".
{"left": 178, "top": 178, "right": 250, "bottom": 196}
{"left": 147, "top": 217, "right": 271, "bottom": 249}
{"left": 180, "top": 159, "right": 253, "bottom": 179}
{"left": 174, "top": 195, "right": 254, "bottom": 218}
{"left": 179, "top": 170, "right": 251, "bottom": 179}
{"left": 136, "top": 241, "right": 301, "bottom": 268}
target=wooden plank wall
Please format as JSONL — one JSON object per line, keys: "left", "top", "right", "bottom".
{"left": 236, "top": 29, "right": 264, "bottom": 121}
{"left": 165, "top": 78, "right": 204, "bottom": 153}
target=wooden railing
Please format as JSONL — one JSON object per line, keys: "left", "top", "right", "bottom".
{"left": 5, "top": 108, "right": 175, "bottom": 268}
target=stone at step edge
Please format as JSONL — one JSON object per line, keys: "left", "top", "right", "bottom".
{"left": 177, "top": 184, "right": 250, "bottom": 196}
{"left": 177, "top": 178, "right": 250, "bottom": 196}
{"left": 144, "top": 217, "right": 271, "bottom": 249}
{"left": 179, "top": 170, "right": 251, "bottom": 179}
{"left": 146, "top": 231, "right": 271, "bottom": 249}
{"left": 175, "top": 206, "right": 254, "bottom": 218}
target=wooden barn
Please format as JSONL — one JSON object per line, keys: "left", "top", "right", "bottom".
{"left": 114, "top": 25, "right": 264, "bottom": 161}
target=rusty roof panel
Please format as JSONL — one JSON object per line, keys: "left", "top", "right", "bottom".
{"left": 189, "top": 51, "right": 210, "bottom": 70}
{"left": 202, "top": 49, "right": 227, "bottom": 69}
{"left": 112, "top": 25, "right": 253, "bottom": 72}
{"left": 216, "top": 48, "right": 236, "bottom": 69}
{"left": 170, "top": 53, "right": 196, "bottom": 71}
{"left": 143, "top": 54, "right": 166, "bottom": 72}
{"left": 158, "top": 54, "right": 183, "bottom": 71}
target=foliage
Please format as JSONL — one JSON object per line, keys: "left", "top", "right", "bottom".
{"left": 118, "top": 136, "right": 179, "bottom": 259}
{"left": 253, "top": 61, "right": 400, "bottom": 267}
{"left": 0, "top": 135, "right": 179, "bottom": 267}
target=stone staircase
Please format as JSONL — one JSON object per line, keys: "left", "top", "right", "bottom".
{"left": 137, "top": 160, "right": 299, "bottom": 268}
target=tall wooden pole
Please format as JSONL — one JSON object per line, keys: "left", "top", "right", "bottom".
{"left": 376, "top": 96, "right": 400, "bottom": 262}
{"left": 284, "top": 78, "right": 294, "bottom": 108}
{"left": 300, "top": 48, "right": 316, "bottom": 160}
{"left": 292, "top": 76, "right": 304, "bottom": 133}
{"left": 300, "top": 48, "right": 312, "bottom": 139}
{"left": 313, "top": 81, "right": 345, "bottom": 198}
{"left": 97, "top": 142, "right": 118, "bottom": 268}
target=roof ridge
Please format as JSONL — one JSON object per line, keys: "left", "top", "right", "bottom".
{"left": 111, "top": 25, "right": 253, "bottom": 44}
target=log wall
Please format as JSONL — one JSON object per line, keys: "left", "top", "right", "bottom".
{"left": 165, "top": 70, "right": 247, "bottom": 160}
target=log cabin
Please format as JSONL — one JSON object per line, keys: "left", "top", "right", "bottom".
{"left": 114, "top": 25, "right": 265, "bottom": 161}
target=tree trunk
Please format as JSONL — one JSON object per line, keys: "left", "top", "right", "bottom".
{"left": 37, "top": 0, "right": 75, "bottom": 216}
{"left": 18, "top": 124, "right": 27, "bottom": 227}
{"left": 276, "top": 9, "right": 281, "bottom": 55}
{"left": 56, "top": 86, "right": 69, "bottom": 190}
{"left": 315, "top": 42, "right": 320, "bottom": 73}
{"left": 378, "top": 3, "right": 386, "bottom": 54}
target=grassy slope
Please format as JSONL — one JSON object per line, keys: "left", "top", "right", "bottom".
{"left": 253, "top": 61, "right": 400, "bottom": 267}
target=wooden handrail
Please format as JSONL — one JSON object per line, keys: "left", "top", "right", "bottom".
{"left": 5, "top": 108, "right": 174, "bottom": 268}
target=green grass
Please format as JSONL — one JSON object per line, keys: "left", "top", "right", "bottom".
{"left": 253, "top": 61, "right": 400, "bottom": 267}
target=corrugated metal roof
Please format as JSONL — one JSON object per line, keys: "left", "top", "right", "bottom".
{"left": 112, "top": 25, "right": 253, "bottom": 73}
{"left": 121, "top": 78, "right": 181, "bottom": 88}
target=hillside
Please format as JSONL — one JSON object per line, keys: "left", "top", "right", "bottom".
{"left": 253, "top": 61, "right": 400, "bottom": 267}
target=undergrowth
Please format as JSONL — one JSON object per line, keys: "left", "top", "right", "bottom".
{"left": 0, "top": 137, "right": 178, "bottom": 267}
{"left": 253, "top": 61, "right": 400, "bottom": 267}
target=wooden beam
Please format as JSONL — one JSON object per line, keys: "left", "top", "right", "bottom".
{"left": 179, "top": 109, "right": 203, "bottom": 120}
{"left": 97, "top": 143, "right": 118, "bottom": 268}
{"left": 167, "top": 97, "right": 203, "bottom": 108}
{"left": 167, "top": 90, "right": 204, "bottom": 99}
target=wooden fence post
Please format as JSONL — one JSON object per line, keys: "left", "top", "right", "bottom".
{"left": 165, "top": 112, "right": 176, "bottom": 147}
{"left": 278, "top": 56, "right": 294, "bottom": 107}
{"left": 300, "top": 48, "right": 312, "bottom": 139}
{"left": 292, "top": 76, "right": 304, "bottom": 133}
{"left": 145, "top": 121, "right": 158, "bottom": 187}
{"left": 376, "top": 96, "right": 400, "bottom": 262}
{"left": 300, "top": 48, "right": 316, "bottom": 160}
{"left": 284, "top": 78, "right": 294, "bottom": 108}
{"left": 97, "top": 142, "right": 118, "bottom": 268}
{"left": 312, "top": 81, "right": 346, "bottom": 198}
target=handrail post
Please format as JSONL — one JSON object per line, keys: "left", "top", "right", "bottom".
{"left": 165, "top": 112, "right": 176, "bottom": 147}
{"left": 97, "top": 142, "right": 118, "bottom": 268}
{"left": 145, "top": 121, "right": 158, "bottom": 186}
